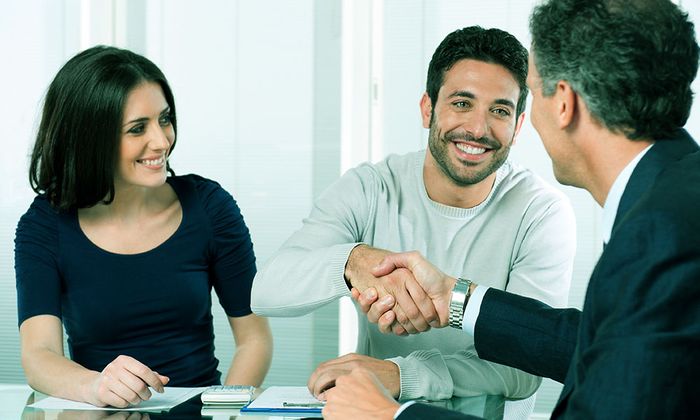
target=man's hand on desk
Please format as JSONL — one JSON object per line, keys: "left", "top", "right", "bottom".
{"left": 308, "top": 353, "right": 400, "bottom": 400}
{"left": 84, "top": 355, "right": 169, "bottom": 408}
{"left": 355, "top": 251, "right": 457, "bottom": 335}
{"left": 345, "top": 246, "right": 439, "bottom": 334}
{"left": 321, "top": 367, "right": 400, "bottom": 420}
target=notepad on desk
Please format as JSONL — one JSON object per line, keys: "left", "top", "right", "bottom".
{"left": 240, "top": 386, "right": 325, "bottom": 414}
{"left": 28, "top": 387, "right": 206, "bottom": 412}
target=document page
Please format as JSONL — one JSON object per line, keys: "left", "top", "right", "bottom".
{"left": 242, "top": 386, "right": 325, "bottom": 411}
{"left": 28, "top": 387, "right": 206, "bottom": 412}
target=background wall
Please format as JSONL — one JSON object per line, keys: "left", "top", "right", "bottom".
{"left": 0, "top": 1, "right": 698, "bottom": 418}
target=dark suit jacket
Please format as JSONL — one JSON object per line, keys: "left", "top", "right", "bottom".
{"left": 399, "top": 131, "right": 700, "bottom": 420}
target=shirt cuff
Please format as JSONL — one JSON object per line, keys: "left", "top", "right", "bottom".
{"left": 393, "top": 401, "right": 417, "bottom": 419}
{"left": 462, "top": 285, "right": 489, "bottom": 335}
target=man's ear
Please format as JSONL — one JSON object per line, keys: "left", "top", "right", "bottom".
{"left": 511, "top": 112, "right": 526, "bottom": 146}
{"left": 556, "top": 81, "right": 577, "bottom": 129}
{"left": 420, "top": 93, "right": 432, "bottom": 129}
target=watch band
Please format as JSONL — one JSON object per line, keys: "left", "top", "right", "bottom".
{"left": 448, "top": 278, "right": 472, "bottom": 329}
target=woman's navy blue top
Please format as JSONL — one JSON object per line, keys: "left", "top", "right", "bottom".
{"left": 15, "top": 174, "right": 256, "bottom": 386}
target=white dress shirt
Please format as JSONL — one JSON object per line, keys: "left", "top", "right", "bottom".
{"left": 600, "top": 144, "right": 653, "bottom": 244}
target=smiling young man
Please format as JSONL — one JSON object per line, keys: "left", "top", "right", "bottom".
{"left": 252, "top": 27, "right": 576, "bottom": 403}
{"left": 422, "top": 58, "right": 523, "bottom": 208}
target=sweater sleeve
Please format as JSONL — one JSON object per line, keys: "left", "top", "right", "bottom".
{"left": 251, "top": 164, "right": 378, "bottom": 317}
{"left": 389, "top": 349, "right": 541, "bottom": 400}
{"left": 15, "top": 197, "right": 62, "bottom": 326}
{"left": 391, "top": 194, "right": 576, "bottom": 400}
{"left": 196, "top": 177, "right": 257, "bottom": 317}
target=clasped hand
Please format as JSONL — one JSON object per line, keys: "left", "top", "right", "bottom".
{"left": 347, "top": 246, "right": 454, "bottom": 336}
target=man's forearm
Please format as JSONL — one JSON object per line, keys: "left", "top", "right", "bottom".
{"left": 251, "top": 242, "right": 359, "bottom": 316}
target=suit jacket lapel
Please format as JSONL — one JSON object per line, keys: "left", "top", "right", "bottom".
{"left": 613, "top": 130, "right": 698, "bottom": 233}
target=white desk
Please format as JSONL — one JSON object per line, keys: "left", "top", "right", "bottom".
{"left": 0, "top": 384, "right": 33, "bottom": 419}
{"left": 1, "top": 384, "right": 504, "bottom": 419}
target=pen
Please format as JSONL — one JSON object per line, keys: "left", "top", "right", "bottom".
{"left": 282, "top": 401, "right": 326, "bottom": 408}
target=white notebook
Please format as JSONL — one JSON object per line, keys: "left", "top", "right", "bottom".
{"left": 28, "top": 387, "right": 206, "bottom": 412}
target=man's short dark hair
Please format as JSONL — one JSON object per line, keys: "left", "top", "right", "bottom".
{"left": 426, "top": 26, "right": 529, "bottom": 117}
{"left": 530, "top": 0, "right": 699, "bottom": 140}
{"left": 30, "top": 45, "right": 178, "bottom": 210}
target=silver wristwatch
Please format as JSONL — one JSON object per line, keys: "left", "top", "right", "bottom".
{"left": 448, "top": 278, "right": 472, "bottom": 329}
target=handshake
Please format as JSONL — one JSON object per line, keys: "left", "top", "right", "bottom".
{"left": 346, "top": 245, "right": 473, "bottom": 335}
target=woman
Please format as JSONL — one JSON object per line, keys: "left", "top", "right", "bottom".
{"left": 15, "top": 45, "right": 272, "bottom": 408}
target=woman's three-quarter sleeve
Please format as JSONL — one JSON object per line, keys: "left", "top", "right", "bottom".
{"left": 195, "top": 177, "right": 256, "bottom": 317}
{"left": 15, "top": 197, "right": 62, "bottom": 326}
